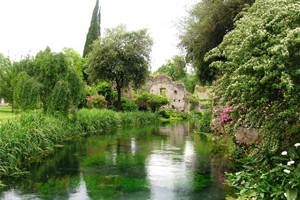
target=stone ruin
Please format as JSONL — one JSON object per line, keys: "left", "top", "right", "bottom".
{"left": 145, "top": 74, "right": 193, "bottom": 112}
{"left": 121, "top": 74, "right": 211, "bottom": 112}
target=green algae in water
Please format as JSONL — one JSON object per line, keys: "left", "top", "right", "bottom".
{"left": 0, "top": 123, "right": 226, "bottom": 200}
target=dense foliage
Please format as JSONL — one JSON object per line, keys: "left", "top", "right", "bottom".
{"left": 179, "top": 0, "right": 254, "bottom": 85}
{"left": 0, "top": 54, "right": 14, "bottom": 106}
{"left": 227, "top": 143, "right": 300, "bottom": 200}
{"left": 13, "top": 72, "right": 41, "bottom": 110}
{"left": 154, "top": 55, "right": 198, "bottom": 93}
{"left": 135, "top": 91, "right": 169, "bottom": 112}
{"left": 87, "top": 25, "right": 153, "bottom": 110}
{"left": 63, "top": 48, "right": 87, "bottom": 80}
{"left": 83, "top": 0, "right": 101, "bottom": 58}
{"left": 6, "top": 48, "right": 84, "bottom": 114}
{"left": 155, "top": 55, "right": 187, "bottom": 81}
{"left": 86, "top": 94, "right": 107, "bottom": 109}
{"left": 205, "top": 0, "right": 300, "bottom": 198}
{"left": 120, "top": 98, "right": 138, "bottom": 112}
{"left": 206, "top": 0, "right": 300, "bottom": 135}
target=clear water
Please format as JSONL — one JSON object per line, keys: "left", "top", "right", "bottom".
{"left": 0, "top": 123, "right": 226, "bottom": 200}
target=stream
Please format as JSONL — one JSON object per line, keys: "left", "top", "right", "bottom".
{"left": 0, "top": 123, "right": 226, "bottom": 200}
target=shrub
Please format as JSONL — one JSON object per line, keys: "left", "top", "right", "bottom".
{"left": 206, "top": 0, "right": 300, "bottom": 132}
{"left": 227, "top": 143, "right": 300, "bottom": 200}
{"left": 86, "top": 94, "right": 107, "bottom": 109}
{"left": 121, "top": 98, "right": 138, "bottom": 112}
{"left": 157, "top": 109, "right": 170, "bottom": 119}
{"left": 95, "top": 81, "right": 117, "bottom": 103}
{"left": 190, "top": 111, "right": 202, "bottom": 120}
{"left": 135, "top": 91, "right": 169, "bottom": 112}
{"left": 188, "top": 95, "right": 199, "bottom": 111}
{"left": 199, "top": 112, "right": 212, "bottom": 133}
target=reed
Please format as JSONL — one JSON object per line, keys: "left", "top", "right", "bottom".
{"left": 77, "top": 109, "right": 158, "bottom": 134}
{"left": 0, "top": 111, "right": 81, "bottom": 177}
{"left": 0, "top": 109, "right": 158, "bottom": 178}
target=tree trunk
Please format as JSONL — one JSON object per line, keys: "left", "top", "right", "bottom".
{"left": 12, "top": 99, "right": 14, "bottom": 112}
{"left": 116, "top": 86, "right": 122, "bottom": 111}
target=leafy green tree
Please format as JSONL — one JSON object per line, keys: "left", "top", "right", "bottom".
{"left": 155, "top": 55, "right": 198, "bottom": 93}
{"left": 179, "top": 0, "right": 254, "bottom": 85}
{"left": 184, "top": 73, "right": 198, "bottom": 94}
{"left": 63, "top": 48, "right": 87, "bottom": 80}
{"left": 83, "top": 0, "right": 101, "bottom": 58}
{"left": 155, "top": 55, "right": 187, "bottom": 81}
{"left": 0, "top": 54, "right": 13, "bottom": 105}
{"left": 13, "top": 71, "right": 41, "bottom": 110}
{"left": 87, "top": 25, "right": 153, "bottom": 110}
{"left": 11, "top": 47, "right": 84, "bottom": 113}
{"left": 35, "top": 47, "right": 84, "bottom": 113}
{"left": 206, "top": 0, "right": 300, "bottom": 132}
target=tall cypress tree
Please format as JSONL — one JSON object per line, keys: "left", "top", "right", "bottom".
{"left": 83, "top": 0, "right": 101, "bottom": 58}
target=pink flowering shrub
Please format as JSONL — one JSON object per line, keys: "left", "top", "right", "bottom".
{"left": 86, "top": 94, "right": 107, "bottom": 109}
{"left": 220, "top": 107, "right": 233, "bottom": 125}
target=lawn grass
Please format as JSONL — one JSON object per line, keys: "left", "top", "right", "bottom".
{"left": 0, "top": 106, "right": 15, "bottom": 121}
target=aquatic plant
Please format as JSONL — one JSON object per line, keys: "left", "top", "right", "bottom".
{"left": 0, "top": 109, "right": 157, "bottom": 178}
{"left": 0, "top": 111, "right": 81, "bottom": 177}
{"left": 77, "top": 109, "right": 158, "bottom": 134}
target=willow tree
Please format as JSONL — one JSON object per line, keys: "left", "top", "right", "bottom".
{"left": 13, "top": 72, "right": 41, "bottom": 110}
{"left": 87, "top": 25, "right": 153, "bottom": 110}
{"left": 12, "top": 47, "right": 84, "bottom": 114}
{"left": 0, "top": 54, "right": 13, "bottom": 106}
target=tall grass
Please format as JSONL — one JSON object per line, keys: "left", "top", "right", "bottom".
{"left": 0, "top": 111, "right": 80, "bottom": 177}
{"left": 77, "top": 109, "right": 158, "bottom": 134}
{"left": 0, "top": 109, "right": 158, "bottom": 178}
{"left": 0, "top": 106, "right": 15, "bottom": 121}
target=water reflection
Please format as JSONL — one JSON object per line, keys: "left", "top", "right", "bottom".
{"left": 69, "top": 173, "right": 89, "bottom": 200}
{"left": 0, "top": 123, "right": 225, "bottom": 200}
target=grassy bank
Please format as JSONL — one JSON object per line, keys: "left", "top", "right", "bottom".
{"left": 0, "top": 106, "right": 15, "bottom": 121}
{"left": 78, "top": 109, "right": 158, "bottom": 134}
{"left": 0, "top": 109, "right": 158, "bottom": 178}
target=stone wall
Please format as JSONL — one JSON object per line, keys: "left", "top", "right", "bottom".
{"left": 194, "top": 85, "right": 211, "bottom": 100}
{"left": 194, "top": 85, "right": 211, "bottom": 112}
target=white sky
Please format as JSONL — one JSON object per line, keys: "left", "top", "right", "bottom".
{"left": 0, "top": 0, "right": 195, "bottom": 71}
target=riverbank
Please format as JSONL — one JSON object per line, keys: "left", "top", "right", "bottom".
{"left": 0, "top": 106, "right": 15, "bottom": 121}
{"left": 0, "top": 109, "right": 158, "bottom": 179}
